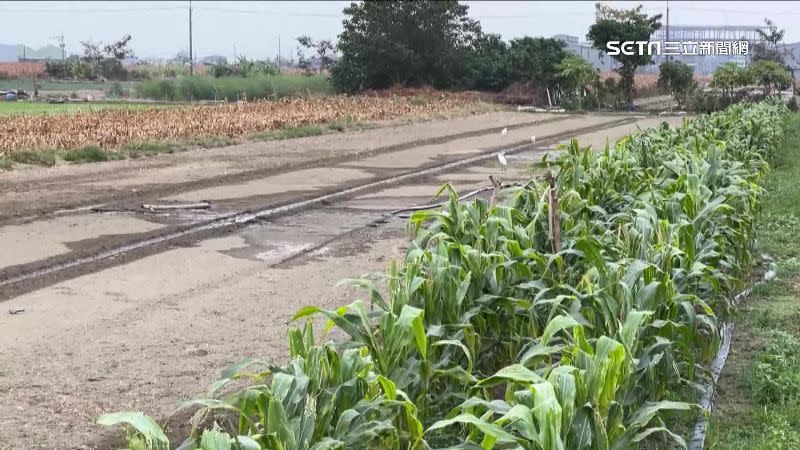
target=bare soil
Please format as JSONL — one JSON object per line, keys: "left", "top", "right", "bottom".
{"left": 0, "top": 113, "right": 687, "bottom": 449}
{"left": 0, "top": 110, "right": 550, "bottom": 222}
{"left": 0, "top": 222, "right": 409, "bottom": 450}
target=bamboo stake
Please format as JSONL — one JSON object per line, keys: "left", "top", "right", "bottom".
{"left": 488, "top": 175, "right": 502, "bottom": 209}
{"left": 546, "top": 170, "right": 561, "bottom": 253}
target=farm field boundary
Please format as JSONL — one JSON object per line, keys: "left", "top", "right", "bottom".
{"left": 0, "top": 112, "right": 578, "bottom": 225}
{"left": 95, "top": 100, "right": 788, "bottom": 449}
{"left": 709, "top": 112, "right": 800, "bottom": 449}
{"left": 0, "top": 117, "right": 634, "bottom": 299}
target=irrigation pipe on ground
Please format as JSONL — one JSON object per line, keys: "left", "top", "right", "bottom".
{"left": 688, "top": 255, "right": 778, "bottom": 450}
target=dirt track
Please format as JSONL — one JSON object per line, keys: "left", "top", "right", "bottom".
{"left": 0, "top": 111, "right": 686, "bottom": 449}
{"left": 0, "top": 110, "right": 547, "bottom": 222}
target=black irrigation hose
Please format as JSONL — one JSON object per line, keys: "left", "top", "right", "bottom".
{"left": 688, "top": 255, "right": 778, "bottom": 450}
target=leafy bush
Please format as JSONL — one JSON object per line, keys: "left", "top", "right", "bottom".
{"left": 98, "top": 100, "right": 789, "bottom": 449}
{"left": 749, "top": 60, "right": 793, "bottom": 94}
{"left": 138, "top": 75, "right": 331, "bottom": 101}
{"left": 688, "top": 91, "right": 737, "bottom": 113}
{"left": 208, "top": 57, "right": 279, "bottom": 78}
{"left": 752, "top": 330, "right": 800, "bottom": 404}
{"left": 462, "top": 33, "right": 509, "bottom": 91}
{"left": 658, "top": 60, "right": 696, "bottom": 108}
{"left": 45, "top": 56, "right": 93, "bottom": 80}
{"left": 711, "top": 62, "right": 751, "bottom": 98}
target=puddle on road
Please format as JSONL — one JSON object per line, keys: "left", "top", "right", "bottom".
{"left": 254, "top": 243, "right": 316, "bottom": 264}
{"left": 219, "top": 208, "right": 380, "bottom": 265}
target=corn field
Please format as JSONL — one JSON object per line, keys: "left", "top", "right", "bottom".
{"left": 0, "top": 62, "right": 45, "bottom": 79}
{"left": 98, "top": 99, "right": 789, "bottom": 449}
{"left": 0, "top": 96, "right": 473, "bottom": 156}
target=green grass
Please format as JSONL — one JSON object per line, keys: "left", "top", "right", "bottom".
{"left": 709, "top": 113, "right": 800, "bottom": 449}
{"left": 0, "top": 78, "right": 122, "bottom": 91}
{"left": 250, "top": 125, "right": 327, "bottom": 141}
{"left": 62, "top": 145, "right": 116, "bottom": 163}
{"left": 250, "top": 117, "right": 377, "bottom": 142}
{"left": 137, "top": 74, "right": 332, "bottom": 101}
{"left": 0, "top": 100, "right": 173, "bottom": 116}
{"left": 9, "top": 149, "right": 59, "bottom": 166}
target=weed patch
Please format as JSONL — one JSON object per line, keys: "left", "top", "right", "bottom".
{"left": 9, "top": 149, "right": 58, "bottom": 166}
{"left": 62, "top": 145, "right": 111, "bottom": 163}
{"left": 710, "top": 112, "right": 800, "bottom": 449}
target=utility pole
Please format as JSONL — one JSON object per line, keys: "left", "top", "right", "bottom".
{"left": 189, "top": 0, "right": 194, "bottom": 76}
{"left": 51, "top": 34, "right": 66, "bottom": 60}
{"left": 277, "top": 35, "right": 281, "bottom": 66}
{"left": 666, "top": 0, "right": 671, "bottom": 61}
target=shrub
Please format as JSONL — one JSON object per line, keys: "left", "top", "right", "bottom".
{"left": 62, "top": 145, "right": 110, "bottom": 163}
{"left": 752, "top": 331, "right": 800, "bottom": 404}
{"left": 137, "top": 75, "right": 332, "bottom": 101}
{"left": 658, "top": 60, "right": 696, "bottom": 107}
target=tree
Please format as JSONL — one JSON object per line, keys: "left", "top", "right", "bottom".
{"left": 103, "top": 34, "right": 133, "bottom": 61}
{"left": 296, "top": 46, "right": 310, "bottom": 73}
{"left": 171, "top": 51, "right": 190, "bottom": 65}
{"left": 556, "top": 55, "right": 598, "bottom": 109}
{"left": 657, "top": 60, "right": 695, "bottom": 108}
{"left": 80, "top": 40, "right": 103, "bottom": 66}
{"left": 78, "top": 40, "right": 104, "bottom": 79}
{"left": 557, "top": 55, "right": 598, "bottom": 91}
{"left": 297, "top": 35, "right": 335, "bottom": 73}
{"left": 330, "top": 0, "right": 481, "bottom": 92}
{"left": 752, "top": 18, "right": 785, "bottom": 63}
{"left": 752, "top": 18, "right": 796, "bottom": 87}
{"left": 748, "top": 59, "right": 792, "bottom": 95}
{"left": 587, "top": 3, "right": 662, "bottom": 108}
{"left": 506, "top": 37, "right": 568, "bottom": 90}
{"left": 711, "top": 62, "right": 749, "bottom": 98}
{"left": 463, "top": 33, "right": 509, "bottom": 91}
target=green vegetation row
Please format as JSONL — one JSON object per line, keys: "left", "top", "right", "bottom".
{"left": 709, "top": 113, "right": 800, "bottom": 449}
{"left": 137, "top": 75, "right": 332, "bottom": 101}
{"left": 98, "top": 100, "right": 788, "bottom": 449}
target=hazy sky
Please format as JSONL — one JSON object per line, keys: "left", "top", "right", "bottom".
{"left": 1, "top": 1, "right": 799, "bottom": 60}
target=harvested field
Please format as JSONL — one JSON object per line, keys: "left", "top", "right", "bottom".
{"left": 0, "top": 61, "right": 45, "bottom": 79}
{"left": 0, "top": 95, "right": 477, "bottom": 155}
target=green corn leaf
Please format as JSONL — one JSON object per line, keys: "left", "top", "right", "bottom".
{"left": 199, "top": 429, "right": 232, "bottom": 450}
{"left": 478, "top": 364, "right": 546, "bottom": 388}
{"left": 96, "top": 412, "right": 170, "bottom": 450}
{"left": 426, "top": 414, "right": 519, "bottom": 445}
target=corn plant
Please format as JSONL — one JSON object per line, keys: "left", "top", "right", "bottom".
{"left": 98, "top": 99, "right": 789, "bottom": 450}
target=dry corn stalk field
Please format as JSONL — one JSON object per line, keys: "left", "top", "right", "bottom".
{"left": 0, "top": 61, "right": 46, "bottom": 79}
{"left": 0, "top": 95, "right": 475, "bottom": 156}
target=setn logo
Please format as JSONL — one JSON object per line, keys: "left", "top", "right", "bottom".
{"left": 606, "top": 41, "right": 661, "bottom": 56}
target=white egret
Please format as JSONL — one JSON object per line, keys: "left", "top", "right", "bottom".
{"left": 497, "top": 152, "right": 507, "bottom": 171}
{"left": 500, "top": 127, "right": 508, "bottom": 135}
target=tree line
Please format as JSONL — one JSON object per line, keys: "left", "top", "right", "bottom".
{"left": 328, "top": 1, "right": 794, "bottom": 110}
{"left": 41, "top": 0, "right": 795, "bottom": 111}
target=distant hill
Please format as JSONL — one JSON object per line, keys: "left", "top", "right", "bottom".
{"left": 0, "top": 43, "right": 64, "bottom": 62}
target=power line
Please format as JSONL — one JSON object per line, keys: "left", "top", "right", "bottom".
{"left": 0, "top": 7, "right": 184, "bottom": 14}
{"left": 193, "top": 6, "right": 341, "bottom": 17}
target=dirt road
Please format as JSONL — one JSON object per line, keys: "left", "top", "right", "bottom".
{"left": 0, "top": 111, "right": 685, "bottom": 449}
